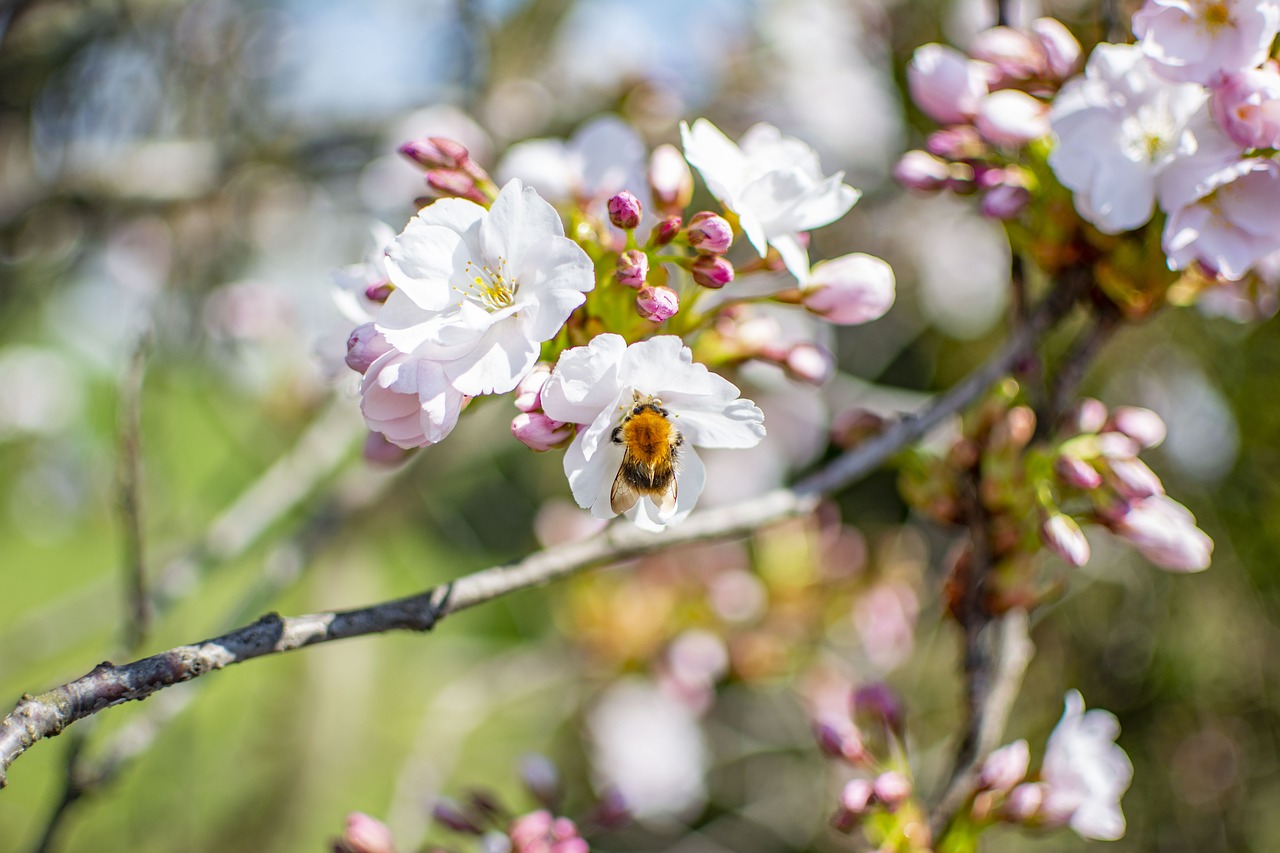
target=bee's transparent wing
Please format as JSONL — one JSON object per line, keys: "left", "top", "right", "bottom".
{"left": 656, "top": 475, "right": 677, "bottom": 515}
{"left": 610, "top": 463, "right": 642, "bottom": 514}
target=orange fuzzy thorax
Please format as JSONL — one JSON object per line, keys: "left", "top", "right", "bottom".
{"left": 621, "top": 407, "right": 676, "bottom": 468}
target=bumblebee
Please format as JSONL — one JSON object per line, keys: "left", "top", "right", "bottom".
{"left": 610, "top": 396, "right": 684, "bottom": 515}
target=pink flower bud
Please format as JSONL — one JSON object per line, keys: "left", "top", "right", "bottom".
{"left": 615, "top": 249, "right": 649, "bottom": 288}
{"left": 363, "top": 431, "right": 413, "bottom": 466}
{"left": 873, "top": 771, "right": 913, "bottom": 810}
{"left": 339, "top": 812, "right": 398, "bottom": 853}
{"left": 607, "top": 190, "right": 643, "bottom": 230}
{"left": 852, "top": 683, "right": 904, "bottom": 737}
{"left": 1210, "top": 65, "right": 1280, "bottom": 149}
{"left": 840, "top": 778, "right": 875, "bottom": 814}
{"left": 1097, "top": 431, "right": 1140, "bottom": 459}
{"left": 651, "top": 215, "right": 683, "bottom": 247}
{"left": 976, "top": 89, "right": 1050, "bottom": 146}
{"left": 784, "top": 341, "right": 836, "bottom": 385}
{"left": 510, "top": 810, "right": 554, "bottom": 849}
{"left": 980, "top": 740, "right": 1030, "bottom": 794}
{"left": 1105, "top": 456, "right": 1165, "bottom": 500}
{"left": 512, "top": 411, "right": 574, "bottom": 451}
{"left": 648, "top": 143, "right": 694, "bottom": 213}
{"left": 521, "top": 754, "right": 562, "bottom": 810}
{"left": 636, "top": 285, "right": 679, "bottom": 322}
{"left": 1069, "top": 398, "right": 1109, "bottom": 434}
{"left": 814, "top": 717, "right": 859, "bottom": 759}
{"left": 1112, "top": 495, "right": 1212, "bottom": 571}
{"left": 691, "top": 254, "right": 734, "bottom": 289}
{"left": 364, "top": 281, "right": 394, "bottom": 303}
{"left": 1040, "top": 512, "right": 1091, "bottom": 567}
{"left": 980, "top": 183, "right": 1031, "bottom": 219}
{"left": 894, "top": 149, "right": 951, "bottom": 191}
{"left": 515, "top": 363, "right": 553, "bottom": 413}
{"left": 1106, "top": 406, "right": 1167, "bottom": 449}
{"left": 426, "top": 169, "right": 486, "bottom": 204}
{"left": 687, "top": 211, "right": 734, "bottom": 254}
{"left": 346, "top": 323, "right": 393, "bottom": 375}
{"left": 1055, "top": 454, "right": 1103, "bottom": 490}
{"left": 399, "top": 137, "right": 471, "bottom": 171}
{"left": 908, "top": 43, "right": 990, "bottom": 124}
{"left": 926, "top": 125, "right": 984, "bottom": 160}
{"left": 802, "top": 253, "right": 895, "bottom": 325}
{"left": 1030, "top": 17, "right": 1081, "bottom": 80}
{"left": 1005, "top": 782, "right": 1045, "bottom": 822}
{"left": 971, "top": 26, "right": 1043, "bottom": 82}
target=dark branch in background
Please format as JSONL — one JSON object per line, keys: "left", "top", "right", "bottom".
{"left": 0, "top": 282, "right": 1087, "bottom": 791}
{"left": 119, "top": 332, "right": 152, "bottom": 654}
{"left": 1046, "top": 307, "right": 1120, "bottom": 433}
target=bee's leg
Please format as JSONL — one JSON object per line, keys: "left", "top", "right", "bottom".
{"left": 611, "top": 426, "right": 623, "bottom": 444}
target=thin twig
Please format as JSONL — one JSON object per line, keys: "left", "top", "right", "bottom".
{"left": 1045, "top": 309, "right": 1120, "bottom": 434}
{"left": 119, "top": 331, "right": 152, "bottom": 655}
{"left": 928, "top": 610, "right": 1035, "bottom": 838}
{"left": 0, "top": 284, "right": 1085, "bottom": 790}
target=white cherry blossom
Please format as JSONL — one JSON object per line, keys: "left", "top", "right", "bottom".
{"left": 376, "top": 179, "right": 595, "bottom": 396}
{"left": 1049, "top": 43, "right": 1207, "bottom": 233}
{"left": 1040, "top": 690, "right": 1133, "bottom": 841}
{"left": 1164, "top": 158, "right": 1280, "bottom": 280}
{"left": 1133, "top": 0, "right": 1280, "bottom": 84}
{"left": 495, "top": 114, "right": 647, "bottom": 210}
{"left": 360, "top": 350, "right": 467, "bottom": 448}
{"left": 680, "top": 119, "right": 860, "bottom": 281}
{"left": 540, "top": 334, "right": 765, "bottom": 532}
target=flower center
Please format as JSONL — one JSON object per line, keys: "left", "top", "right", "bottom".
{"left": 1197, "top": 0, "right": 1233, "bottom": 32}
{"left": 458, "top": 257, "right": 517, "bottom": 312}
{"left": 1120, "top": 101, "right": 1178, "bottom": 163}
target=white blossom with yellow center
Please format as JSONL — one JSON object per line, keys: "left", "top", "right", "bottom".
{"left": 1133, "top": 0, "right": 1280, "bottom": 84}
{"left": 376, "top": 179, "right": 595, "bottom": 396}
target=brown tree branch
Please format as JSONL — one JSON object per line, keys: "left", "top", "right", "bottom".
{"left": 0, "top": 282, "right": 1085, "bottom": 791}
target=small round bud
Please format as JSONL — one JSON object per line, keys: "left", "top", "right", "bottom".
{"left": 1055, "top": 454, "right": 1103, "bottom": 490}
{"left": 346, "top": 323, "right": 392, "bottom": 375}
{"left": 980, "top": 183, "right": 1031, "bottom": 219}
{"left": 1069, "top": 398, "right": 1109, "bottom": 434}
{"left": 338, "top": 812, "right": 397, "bottom": 853}
{"left": 636, "top": 285, "right": 679, "bottom": 323}
{"left": 364, "top": 281, "right": 394, "bottom": 303}
{"left": 607, "top": 191, "right": 643, "bottom": 230}
{"left": 615, "top": 249, "right": 649, "bottom": 288}
{"left": 1040, "top": 512, "right": 1091, "bottom": 567}
{"left": 691, "top": 254, "right": 734, "bottom": 289}
{"left": 784, "top": 342, "right": 836, "bottom": 385}
{"left": 652, "top": 216, "right": 683, "bottom": 247}
{"left": 840, "top": 778, "right": 875, "bottom": 814}
{"left": 512, "top": 412, "right": 574, "bottom": 451}
{"left": 363, "top": 432, "right": 412, "bottom": 467}
{"left": 399, "top": 137, "right": 470, "bottom": 171}
{"left": 893, "top": 149, "right": 951, "bottom": 191}
{"left": 687, "top": 211, "right": 733, "bottom": 254}
{"left": 514, "top": 363, "right": 553, "bottom": 413}
{"left": 803, "top": 253, "right": 896, "bottom": 325}
{"left": 852, "top": 683, "right": 904, "bottom": 737}
{"left": 1004, "top": 782, "right": 1045, "bottom": 822}
{"left": 520, "top": 754, "right": 562, "bottom": 810}
{"left": 872, "top": 771, "right": 913, "bottom": 810}
{"left": 926, "top": 125, "right": 984, "bottom": 160}
{"left": 1106, "top": 406, "right": 1167, "bottom": 449}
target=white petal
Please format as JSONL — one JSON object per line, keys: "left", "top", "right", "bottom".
{"left": 481, "top": 179, "right": 567, "bottom": 274}
{"left": 680, "top": 119, "right": 749, "bottom": 204}
{"left": 385, "top": 212, "right": 478, "bottom": 311}
{"left": 770, "top": 233, "right": 812, "bottom": 282}
{"left": 495, "top": 139, "right": 576, "bottom": 202}
{"left": 444, "top": 320, "right": 540, "bottom": 395}
{"left": 541, "top": 333, "right": 628, "bottom": 424}
{"left": 563, "top": 407, "right": 626, "bottom": 519}
{"left": 670, "top": 397, "right": 766, "bottom": 449}
{"left": 514, "top": 236, "right": 595, "bottom": 342}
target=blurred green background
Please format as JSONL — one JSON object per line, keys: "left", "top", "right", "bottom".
{"left": 1, "top": 0, "right": 1277, "bottom": 851}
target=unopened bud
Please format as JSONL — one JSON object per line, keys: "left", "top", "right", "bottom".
{"left": 584, "top": 787, "right": 629, "bottom": 829}
{"left": 365, "top": 281, "right": 394, "bottom": 303}
{"left": 1004, "top": 782, "right": 1044, "bottom": 822}
{"left": 1069, "top": 398, "right": 1109, "bottom": 434}
{"left": 687, "top": 211, "right": 733, "bottom": 254}
{"left": 840, "top": 778, "right": 875, "bottom": 814}
{"left": 648, "top": 143, "right": 694, "bottom": 213}
{"left": 691, "top": 254, "right": 734, "bottom": 289}
{"left": 636, "top": 285, "right": 679, "bottom": 323}
{"left": 399, "top": 137, "right": 470, "bottom": 171}
{"left": 971, "top": 26, "right": 1042, "bottom": 82}
{"left": 1030, "top": 17, "right": 1081, "bottom": 80}
{"left": 512, "top": 412, "right": 574, "bottom": 451}
{"left": 894, "top": 149, "right": 951, "bottom": 191}
{"left": 1106, "top": 406, "right": 1166, "bottom": 449}
{"left": 362, "top": 432, "right": 412, "bottom": 466}
{"left": 926, "top": 125, "right": 983, "bottom": 160}
{"left": 426, "top": 169, "right": 486, "bottom": 204}
{"left": 980, "top": 183, "right": 1031, "bottom": 219}
{"left": 514, "top": 362, "right": 553, "bottom": 413}
{"left": 975, "top": 89, "right": 1051, "bottom": 147}
{"left": 907, "top": 43, "right": 989, "bottom": 124}
{"left": 784, "top": 341, "right": 835, "bottom": 385}
{"left": 852, "top": 683, "right": 904, "bottom": 737}
{"left": 651, "top": 216, "right": 683, "bottom": 247}
{"left": 803, "top": 253, "right": 896, "bottom": 325}
{"left": 615, "top": 249, "right": 649, "bottom": 288}
{"left": 346, "top": 323, "right": 392, "bottom": 375}
{"left": 1040, "top": 512, "right": 1090, "bottom": 567}
{"left": 1055, "top": 454, "right": 1103, "bottom": 490}
{"left": 872, "top": 771, "right": 913, "bottom": 810}
{"left": 608, "top": 191, "right": 643, "bottom": 230}
{"left": 1105, "top": 456, "right": 1165, "bottom": 499}
{"left": 979, "top": 739, "right": 1030, "bottom": 794}
{"left": 338, "top": 812, "right": 397, "bottom": 853}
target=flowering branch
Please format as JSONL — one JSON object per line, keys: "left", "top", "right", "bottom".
{"left": 0, "top": 280, "right": 1086, "bottom": 792}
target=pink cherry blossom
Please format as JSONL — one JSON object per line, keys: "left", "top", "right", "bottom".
{"left": 1164, "top": 158, "right": 1280, "bottom": 280}
{"left": 360, "top": 351, "right": 466, "bottom": 448}
{"left": 1210, "top": 64, "right": 1280, "bottom": 148}
{"left": 801, "top": 253, "right": 896, "bottom": 325}
{"left": 1040, "top": 691, "right": 1133, "bottom": 841}
{"left": 977, "top": 89, "right": 1051, "bottom": 146}
{"left": 1133, "top": 0, "right": 1280, "bottom": 85}
{"left": 1112, "top": 494, "right": 1214, "bottom": 571}
{"left": 907, "top": 43, "right": 990, "bottom": 125}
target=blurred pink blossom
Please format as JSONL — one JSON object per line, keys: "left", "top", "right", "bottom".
{"left": 338, "top": 812, "right": 397, "bottom": 853}
{"left": 976, "top": 89, "right": 1051, "bottom": 146}
{"left": 1133, "top": 0, "right": 1280, "bottom": 84}
{"left": 907, "top": 43, "right": 990, "bottom": 124}
{"left": 1211, "top": 64, "right": 1280, "bottom": 147}
{"left": 512, "top": 411, "right": 574, "bottom": 451}
{"left": 1112, "top": 494, "right": 1214, "bottom": 571}
{"left": 1040, "top": 513, "right": 1091, "bottom": 567}
{"left": 1164, "top": 158, "right": 1280, "bottom": 280}
{"left": 1040, "top": 691, "right": 1133, "bottom": 841}
{"left": 1030, "top": 17, "right": 1082, "bottom": 80}
{"left": 510, "top": 810, "right": 589, "bottom": 853}
{"left": 981, "top": 739, "right": 1030, "bottom": 793}
{"left": 801, "top": 253, "right": 896, "bottom": 325}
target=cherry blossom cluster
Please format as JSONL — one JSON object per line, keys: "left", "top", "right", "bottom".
{"left": 336, "top": 116, "right": 896, "bottom": 530}
{"left": 901, "top": 2, "right": 1280, "bottom": 304}
{"left": 895, "top": 383, "right": 1212, "bottom": 609}
{"left": 971, "top": 691, "right": 1133, "bottom": 841}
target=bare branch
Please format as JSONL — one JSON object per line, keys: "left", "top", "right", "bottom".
{"left": 0, "top": 283, "right": 1085, "bottom": 790}
{"left": 118, "top": 331, "right": 152, "bottom": 655}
